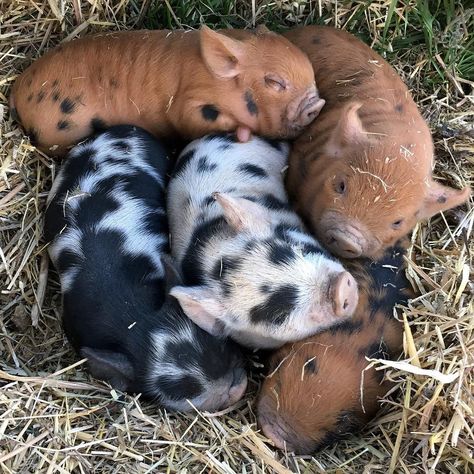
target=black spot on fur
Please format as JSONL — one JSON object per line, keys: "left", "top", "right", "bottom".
{"left": 52, "top": 91, "right": 60, "bottom": 102}
{"left": 114, "top": 140, "right": 131, "bottom": 153}
{"left": 268, "top": 243, "right": 296, "bottom": 266}
{"left": 260, "top": 284, "right": 271, "bottom": 293}
{"left": 238, "top": 163, "right": 267, "bottom": 179}
{"left": 304, "top": 358, "right": 318, "bottom": 374}
{"left": 274, "top": 223, "right": 299, "bottom": 241}
{"left": 259, "top": 194, "right": 290, "bottom": 211}
{"left": 27, "top": 93, "right": 33, "bottom": 102}
{"left": 250, "top": 284, "right": 299, "bottom": 326}
{"left": 315, "top": 411, "right": 363, "bottom": 451}
{"left": 91, "top": 117, "right": 107, "bottom": 133}
{"left": 330, "top": 319, "right": 363, "bottom": 335}
{"left": 156, "top": 374, "right": 203, "bottom": 401}
{"left": 202, "top": 195, "right": 215, "bottom": 207}
{"left": 56, "top": 249, "right": 83, "bottom": 276}
{"left": 74, "top": 193, "right": 120, "bottom": 228}
{"left": 437, "top": 195, "right": 447, "bottom": 203}
{"left": 36, "top": 91, "right": 45, "bottom": 103}
{"left": 262, "top": 138, "right": 284, "bottom": 151}
{"left": 395, "top": 103, "right": 403, "bottom": 113}
{"left": 197, "top": 156, "right": 217, "bottom": 173}
{"left": 173, "top": 149, "right": 196, "bottom": 176}
{"left": 28, "top": 129, "right": 39, "bottom": 146}
{"left": 60, "top": 98, "right": 76, "bottom": 114}
{"left": 52, "top": 79, "right": 59, "bottom": 87}
{"left": 211, "top": 256, "right": 240, "bottom": 281}
{"left": 57, "top": 120, "right": 71, "bottom": 131}
{"left": 244, "top": 90, "right": 258, "bottom": 116}
{"left": 201, "top": 104, "right": 220, "bottom": 122}
{"left": 359, "top": 340, "right": 389, "bottom": 360}
{"left": 181, "top": 217, "right": 233, "bottom": 285}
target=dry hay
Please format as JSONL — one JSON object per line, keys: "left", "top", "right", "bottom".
{"left": 0, "top": 1, "right": 473, "bottom": 473}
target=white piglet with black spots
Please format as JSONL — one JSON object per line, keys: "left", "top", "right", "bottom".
{"left": 45, "top": 126, "right": 247, "bottom": 412}
{"left": 167, "top": 134, "right": 359, "bottom": 349}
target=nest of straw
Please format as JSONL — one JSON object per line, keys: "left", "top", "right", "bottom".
{"left": 1, "top": 1, "right": 472, "bottom": 473}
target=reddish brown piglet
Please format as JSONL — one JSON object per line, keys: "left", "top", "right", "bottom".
{"left": 257, "top": 242, "right": 412, "bottom": 454}
{"left": 10, "top": 26, "right": 324, "bottom": 154}
{"left": 284, "top": 26, "right": 470, "bottom": 259}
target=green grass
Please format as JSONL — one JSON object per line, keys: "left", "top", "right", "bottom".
{"left": 140, "top": 0, "right": 474, "bottom": 93}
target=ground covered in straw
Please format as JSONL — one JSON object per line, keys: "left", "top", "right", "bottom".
{"left": 1, "top": 1, "right": 473, "bottom": 473}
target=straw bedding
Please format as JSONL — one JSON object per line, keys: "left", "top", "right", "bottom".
{"left": 0, "top": 1, "right": 472, "bottom": 473}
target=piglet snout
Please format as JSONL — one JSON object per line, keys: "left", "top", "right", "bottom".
{"left": 331, "top": 271, "right": 358, "bottom": 318}
{"left": 326, "top": 227, "right": 365, "bottom": 258}
{"left": 228, "top": 367, "right": 248, "bottom": 405}
{"left": 286, "top": 85, "right": 325, "bottom": 134}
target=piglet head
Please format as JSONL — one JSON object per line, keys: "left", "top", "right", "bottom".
{"left": 258, "top": 336, "right": 381, "bottom": 454}
{"left": 297, "top": 102, "right": 471, "bottom": 259}
{"left": 171, "top": 193, "right": 358, "bottom": 349}
{"left": 200, "top": 25, "right": 324, "bottom": 139}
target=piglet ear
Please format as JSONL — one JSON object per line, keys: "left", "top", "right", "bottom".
{"left": 418, "top": 180, "right": 471, "bottom": 220}
{"left": 326, "top": 102, "right": 368, "bottom": 158}
{"left": 213, "top": 192, "right": 272, "bottom": 234}
{"left": 200, "top": 25, "right": 245, "bottom": 79}
{"left": 80, "top": 347, "right": 134, "bottom": 392}
{"left": 170, "top": 286, "right": 224, "bottom": 336}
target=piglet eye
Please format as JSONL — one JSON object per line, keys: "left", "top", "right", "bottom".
{"left": 392, "top": 219, "right": 403, "bottom": 229}
{"left": 335, "top": 179, "right": 346, "bottom": 194}
{"left": 264, "top": 74, "right": 287, "bottom": 92}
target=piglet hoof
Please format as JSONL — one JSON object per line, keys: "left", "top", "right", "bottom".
{"left": 236, "top": 126, "right": 252, "bottom": 143}
{"left": 332, "top": 271, "right": 358, "bottom": 318}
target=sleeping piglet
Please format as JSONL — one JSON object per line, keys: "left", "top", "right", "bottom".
{"left": 167, "top": 134, "right": 358, "bottom": 349}
{"left": 284, "top": 26, "right": 470, "bottom": 259}
{"left": 44, "top": 125, "right": 247, "bottom": 412}
{"left": 10, "top": 26, "right": 324, "bottom": 154}
{"left": 258, "top": 241, "right": 411, "bottom": 453}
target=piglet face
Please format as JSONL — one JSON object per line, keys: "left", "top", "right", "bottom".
{"left": 257, "top": 339, "right": 379, "bottom": 454}
{"left": 171, "top": 195, "right": 359, "bottom": 349}
{"left": 201, "top": 26, "right": 324, "bottom": 139}
{"left": 146, "top": 299, "right": 247, "bottom": 412}
{"left": 297, "top": 102, "right": 471, "bottom": 259}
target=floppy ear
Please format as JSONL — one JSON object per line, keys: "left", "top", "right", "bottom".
{"left": 326, "top": 102, "right": 369, "bottom": 158}
{"left": 80, "top": 347, "right": 134, "bottom": 392}
{"left": 170, "top": 286, "right": 225, "bottom": 336}
{"left": 200, "top": 25, "right": 246, "bottom": 78}
{"left": 213, "top": 192, "right": 272, "bottom": 233}
{"left": 418, "top": 180, "right": 471, "bottom": 220}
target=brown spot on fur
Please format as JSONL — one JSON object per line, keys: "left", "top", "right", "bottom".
{"left": 110, "top": 78, "right": 119, "bottom": 88}
{"left": 395, "top": 103, "right": 403, "bottom": 113}
{"left": 437, "top": 195, "right": 447, "bottom": 203}
{"left": 27, "top": 93, "right": 33, "bottom": 102}
{"left": 36, "top": 91, "right": 45, "bottom": 103}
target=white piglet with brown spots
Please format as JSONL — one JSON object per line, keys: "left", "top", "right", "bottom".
{"left": 167, "top": 134, "right": 359, "bottom": 349}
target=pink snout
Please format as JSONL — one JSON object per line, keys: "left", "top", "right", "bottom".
{"left": 326, "top": 227, "right": 366, "bottom": 259}
{"left": 331, "top": 271, "right": 358, "bottom": 318}
{"left": 286, "top": 85, "right": 325, "bottom": 133}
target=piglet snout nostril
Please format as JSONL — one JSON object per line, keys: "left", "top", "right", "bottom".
{"left": 332, "top": 271, "right": 358, "bottom": 318}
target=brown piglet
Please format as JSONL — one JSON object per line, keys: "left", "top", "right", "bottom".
{"left": 10, "top": 26, "right": 324, "bottom": 154}
{"left": 257, "top": 242, "right": 411, "bottom": 454}
{"left": 284, "top": 26, "right": 470, "bottom": 259}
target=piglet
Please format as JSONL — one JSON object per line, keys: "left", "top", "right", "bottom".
{"left": 284, "top": 26, "right": 470, "bottom": 259}
{"left": 258, "top": 242, "right": 411, "bottom": 453}
{"left": 44, "top": 125, "right": 247, "bottom": 412}
{"left": 167, "top": 134, "right": 358, "bottom": 349}
{"left": 10, "top": 26, "right": 324, "bottom": 154}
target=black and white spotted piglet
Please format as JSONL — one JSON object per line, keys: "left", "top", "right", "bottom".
{"left": 44, "top": 126, "right": 247, "bottom": 412}
{"left": 167, "top": 134, "right": 359, "bottom": 349}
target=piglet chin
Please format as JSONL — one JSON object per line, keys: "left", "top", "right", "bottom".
{"left": 331, "top": 271, "right": 358, "bottom": 318}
